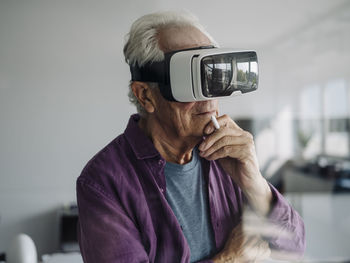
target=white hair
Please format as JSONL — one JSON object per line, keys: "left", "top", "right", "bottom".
{"left": 123, "top": 10, "right": 218, "bottom": 115}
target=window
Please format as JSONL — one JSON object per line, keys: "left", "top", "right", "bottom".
{"left": 324, "top": 80, "right": 350, "bottom": 157}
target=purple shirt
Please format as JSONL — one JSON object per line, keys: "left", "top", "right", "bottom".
{"left": 77, "top": 114, "right": 305, "bottom": 263}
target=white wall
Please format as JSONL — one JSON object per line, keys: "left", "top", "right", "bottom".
{"left": 0, "top": 0, "right": 349, "bottom": 257}
{"left": 0, "top": 0, "right": 157, "bottom": 256}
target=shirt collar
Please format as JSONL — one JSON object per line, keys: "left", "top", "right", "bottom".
{"left": 124, "top": 114, "right": 162, "bottom": 160}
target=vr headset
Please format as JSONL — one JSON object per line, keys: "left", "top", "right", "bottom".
{"left": 130, "top": 46, "right": 258, "bottom": 102}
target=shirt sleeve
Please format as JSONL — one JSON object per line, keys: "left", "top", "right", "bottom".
{"left": 76, "top": 178, "right": 149, "bottom": 263}
{"left": 265, "top": 183, "right": 306, "bottom": 258}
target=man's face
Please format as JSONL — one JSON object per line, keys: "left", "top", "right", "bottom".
{"left": 150, "top": 26, "right": 219, "bottom": 138}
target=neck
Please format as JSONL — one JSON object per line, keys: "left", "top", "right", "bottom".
{"left": 139, "top": 115, "right": 201, "bottom": 164}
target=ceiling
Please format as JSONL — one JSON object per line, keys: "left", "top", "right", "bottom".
{"left": 153, "top": 0, "right": 350, "bottom": 49}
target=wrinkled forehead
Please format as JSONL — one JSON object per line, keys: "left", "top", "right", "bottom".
{"left": 158, "top": 25, "right": 212, "bottom": 53}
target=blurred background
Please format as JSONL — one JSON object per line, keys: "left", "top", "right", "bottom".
{"left": 0, "top": 0, "right": 350, "bottom": 262}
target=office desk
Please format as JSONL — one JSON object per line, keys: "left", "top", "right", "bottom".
{"left": 42, "top": 252, "right": 83, "bottom": 263}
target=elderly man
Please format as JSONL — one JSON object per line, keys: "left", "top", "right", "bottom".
{"left": 77, "top": 11, "right": 305, "bottom": 263}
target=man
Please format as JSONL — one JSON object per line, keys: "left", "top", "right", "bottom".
{"left": 77, "top": 11, "right": 305, "bottom": 263}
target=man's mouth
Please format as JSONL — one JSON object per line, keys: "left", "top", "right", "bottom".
{"left": 196, "top": 110, "right": 216, "bottom": 116}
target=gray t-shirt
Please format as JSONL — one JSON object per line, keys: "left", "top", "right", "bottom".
{"left": 164, "top": 148, "right": 216, "bottom": 262}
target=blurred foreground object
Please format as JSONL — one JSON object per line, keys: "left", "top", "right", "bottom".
{"left": 212, "top": 222, "right": 271, "bottom": 262}
{"left": 212, "top": 207, "right": 304, "bottom": 262}
{"left": 242, "top": 208, "right": 302, "bottom": 261}
{"left": 7, "top": 234, "right": 37, "bottom": 263}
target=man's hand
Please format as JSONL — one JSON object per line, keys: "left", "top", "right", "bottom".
{"left": 212, "top": 222, "right": 271, "bottom": 263}
{"left": 198, "top": 114, "right": 272, "bottom": 215}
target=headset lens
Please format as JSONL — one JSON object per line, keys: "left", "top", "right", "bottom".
{"left": 200, "top": 51, "right": 258, "bottom": 98}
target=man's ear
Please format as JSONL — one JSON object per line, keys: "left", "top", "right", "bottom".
{"left": 131, "top": 81, "right": 155, "bottom": 113}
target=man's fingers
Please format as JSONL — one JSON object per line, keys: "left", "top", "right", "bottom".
{"left": 199, "top": 128, "right": 229, "bottom": 151}
{"left": 216, "top": 114, "right": 242, "bottom": 130}
{"left": 199, "top": 126, "right": 245, "bottom": 152}
{"left": 203, "top": 144, "right": 250, "bottom": 161}
{"left": 203, "top": 114, "right": 242, "bottom": 135}
{"left": 218, "top": 222, "right": 271, "bottom": 263}
{"left": 199, "top": 135, "right": 249, "bottom": 158}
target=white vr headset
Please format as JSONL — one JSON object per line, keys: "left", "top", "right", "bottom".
{"left": 130, "top": 46, "right": 258, "bottom": 102}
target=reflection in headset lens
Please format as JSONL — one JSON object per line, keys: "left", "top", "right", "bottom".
{"left": 200, "top": 52, "right": 258, "bottom": 98}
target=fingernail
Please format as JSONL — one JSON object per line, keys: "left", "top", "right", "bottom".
{"left": 205, "top": 126, "right": 214, "bottom": 134}
{"left": 199, "top": 143, "right": 206, "bottom": 151}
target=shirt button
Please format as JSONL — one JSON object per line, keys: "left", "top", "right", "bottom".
{"left": 160, "top": 188, "right": 164, "bottom": 193}
{"left": 158, "top": 160, "right": 163, "bottom": 165}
